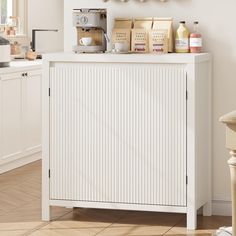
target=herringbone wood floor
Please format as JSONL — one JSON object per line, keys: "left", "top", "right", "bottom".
{"left": 0, "top": 160, "right": 232, "bottom": 236}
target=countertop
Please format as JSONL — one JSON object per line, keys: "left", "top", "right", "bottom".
{"left": 0, "top": 59, "right": 42, "bottom": 74}
{"left": 43, "top": 52, "right": 211, "bottom": 64}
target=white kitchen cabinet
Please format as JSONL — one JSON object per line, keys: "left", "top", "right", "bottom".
{"left": 42, "top": 53, "right": 212, "bottom": 230}
{"left": 24, "top": 70, "right": 42, "bottom": 153}
{"left": 0, "top": 72, "right": 23, "bottom": 163}
{"left": 0, "top": 65, "right": 42, "bottom": 173}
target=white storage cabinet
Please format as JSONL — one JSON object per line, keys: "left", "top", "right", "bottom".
{"left": 42, "top": 53, "right": 212, "bottom": 230}
{"left": 0, "top": 67, "right": 42, "bottom": 173}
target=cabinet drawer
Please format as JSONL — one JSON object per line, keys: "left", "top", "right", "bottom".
{"left": 0, "top": 69, "right": 41, "bottom": 81}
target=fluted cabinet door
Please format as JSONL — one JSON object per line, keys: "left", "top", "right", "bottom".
{"left": 49, "top": 63, "right": 187, "bottom": 207}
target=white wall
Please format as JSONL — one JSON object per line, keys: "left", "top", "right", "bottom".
{"left": 27, "top": 0, "right": 64, "bottom": 53}
{"left": 63, "top": 0, "right": 236, "bottom": 215}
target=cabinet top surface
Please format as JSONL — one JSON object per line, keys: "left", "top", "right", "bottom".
{"left": 43, "top": 52, "right": 211, "bottom": 64}
{"left": 0, "top": 60, "right": 42, "bottom": 74}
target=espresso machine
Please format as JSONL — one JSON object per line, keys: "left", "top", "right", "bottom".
{"left": 73, "top": 9, "right": 108, "bottom": 53}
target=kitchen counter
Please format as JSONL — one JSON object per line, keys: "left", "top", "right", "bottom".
{"left": 43, "top": 52, "right": 211, "bottom": 64}
{"left": 0, "top": 59, "right": 42, "bottom": 75}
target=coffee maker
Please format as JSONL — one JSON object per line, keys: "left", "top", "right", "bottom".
{"left": 73, "top": 9, "right": 108, "bottom": 53}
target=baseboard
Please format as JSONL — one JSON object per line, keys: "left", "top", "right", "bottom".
{"left": 212, "top": 200, "right": 232, "bottom": 216}
{"left": 0, "top": 152, "right": 42, "bottom": 174}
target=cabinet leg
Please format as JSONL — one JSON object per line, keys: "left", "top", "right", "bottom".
{"left": 42, "top": 203, "right": 50, "bottom": 221}
{"left": 203, "top": 201, "right": 212, "bottom": 216}
{"left": 187, "top": 209, "right": 197, "bottom": 230}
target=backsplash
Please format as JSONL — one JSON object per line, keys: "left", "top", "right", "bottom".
{"left": 5, "top": 35, "right": 30, "bottom": 59}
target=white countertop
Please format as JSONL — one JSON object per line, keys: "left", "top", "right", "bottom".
{"left": 43, "top": 52, "right": 211, "bottom": 64}
{"left": 0, "top": 60, "right": 42, "bottom": 74}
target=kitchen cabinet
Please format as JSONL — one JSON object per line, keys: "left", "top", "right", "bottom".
{"left": 42, "top": 53, "right": 212, "bottom": 230}
{"left": 24, "top": 71, "right": 41, "bottom": 152}
{"left": 0, "top": 64, "right": 42, "bottom": 173}
{"left": 0, "top": 72, "right": 22, "bottom": 164}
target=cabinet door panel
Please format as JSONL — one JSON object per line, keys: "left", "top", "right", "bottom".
{"left": 0, "top": 77, "right": 22, "bottom": 161}
{"left": 24, "top": 73, "right": 41, "bottom": 152}
{"left": 50, "top": 64, "right": 187, "bottom": 207}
